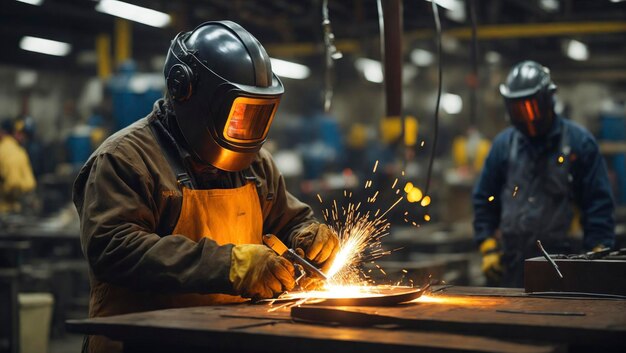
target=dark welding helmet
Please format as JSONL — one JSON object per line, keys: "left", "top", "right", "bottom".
{"left": 499, "top": 61, "right": 557, "bottom": 138}
{"left": 163, "top": 21, "right": 284, "bottom": 171}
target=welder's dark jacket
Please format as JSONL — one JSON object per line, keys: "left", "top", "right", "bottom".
{"left": 73, "top": 101, "right": 314, "bottom": 324}
{"left": 473, "top": 116, "right": 615, "bottom": 284}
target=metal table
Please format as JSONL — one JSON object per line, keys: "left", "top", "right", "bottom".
{"left": 66, "top": 286, "right": 626, "bottom": 353}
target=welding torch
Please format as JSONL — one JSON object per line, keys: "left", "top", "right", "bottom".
{"left": 262, "top": 234, "right": 328, "bottom": 281}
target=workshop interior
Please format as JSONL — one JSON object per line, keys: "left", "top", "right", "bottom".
{"left": 0, "top": 1, "right": 625, "bottom": 353}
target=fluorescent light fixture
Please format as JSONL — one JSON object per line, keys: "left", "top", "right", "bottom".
{"left": 355, "top": 58, "right": 383, "bottom": 83}
{"left": 410, "top": 48, "right": 434, "bottom": 67}
{"left": 269, "top": 58, "right": 310, "bottom": 80}
{"left": 566, "top": 39, "right": 589, "bottom": 61}
{"left": 441, "top": 93, "right": 463, "bottom": 114}
{"left": 96, "top": 0, "right": 171, "bottom": 28}
{"left": 16, "top": 0, "right": 43, "bottom": 5}
{"left": 610, "top": 0, "right": 625, "bottom": 3}
{"left": 20, "top": 36, "right": 71, "bottom": 56}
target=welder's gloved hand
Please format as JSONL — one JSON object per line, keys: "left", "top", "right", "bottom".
{"left": 479, "top": 237, "right": 503, "bottom": 282}
{"left": 230, "top": 244, "right": 295, "bottom": 300}
{"left": 592, "top": 244, "right": 609, "bottom": 253}
{"left": 292, "top": 223, "right": 339, "bottom": 272}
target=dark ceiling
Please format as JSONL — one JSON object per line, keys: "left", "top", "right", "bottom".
{"left": 1, "top": 0, "right": 625, "bottom": 78}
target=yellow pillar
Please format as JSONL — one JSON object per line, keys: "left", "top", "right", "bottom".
{"left": 115, "top": 18, "right": 132, "bottom": 67}
{"left": 96, "top": 34, "right": 112, "bottom": 79}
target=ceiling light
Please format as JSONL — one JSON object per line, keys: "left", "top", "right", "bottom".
{"left": 565, "top": 39, "right": 589, "bottom": 61}
{"left": 270, "top": 58, "right": 310, "bottom": 80}
{"left": 539, "top": 0, "right": 560, "bottom": 12}
{"left": 20, "top": 36, "right": 71, "bottom": 56}
{"left": 426, "top": 0, "right": 465, "bottom": 22}
{"left": 354, "top": 58, "right": 383, "bottom": 83}
{"left": 425, "top": 0, "right": 461, "bottom": 12}
{"left": 16, "top": 0, "right": 43, "bottom": 5}
{"left": 441, "top": 93, "right": 463, "bottom": 114}
{"left": 16, "top": 70, "right": 38, "bottom": 88}
{"left": 410, "top": 48, "right": 434, "bottom": 67}
{"left": 485, "top": 51, "right": 501, "bottom": 64}
{"left": 96, "top": 0, "right": 171, "bottom": 28}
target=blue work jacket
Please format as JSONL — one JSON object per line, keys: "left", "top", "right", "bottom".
{"left": 473, "top": 116, "right": 615, "bottom": 252}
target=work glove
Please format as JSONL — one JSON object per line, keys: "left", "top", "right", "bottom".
{"left": 479, "top": 237, "right": 503, "bottom": 282}
{"left": 229, "top": 244, "right": 295, "bottom": 300}
{"left": 292, "top": 223, "right": 340, "bottom": 273}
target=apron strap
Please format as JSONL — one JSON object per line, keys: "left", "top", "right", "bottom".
{"left": 508, "top": 131, "right": 520, "bottom": 163}
{"left": 148, "top": 117, "right": 196, "bottom": 189}
{"left": 559, "top": 122, "right": 570, "bottom": 157}
{"left": 240, "top": 168, "right": 273, "bottom": 204}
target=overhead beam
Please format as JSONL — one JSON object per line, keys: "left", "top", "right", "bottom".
{"left": 409, "top": 21, "right": 626, "bottom": 40}
{"left": 266, "top": 21, "right": 626, "bottom": 57}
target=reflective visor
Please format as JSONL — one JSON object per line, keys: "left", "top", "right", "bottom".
{"left": 223, "top": 97, "right": 279, "bottom": 143}
{"left": 507, "top": 98, "right": 541, "bottom": 136}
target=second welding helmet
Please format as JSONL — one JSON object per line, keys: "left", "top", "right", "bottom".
{"left": 499, "top": 61, "right": 557, "bottom": 138}
{"left": 164, "top": 21, "right": 284, "bottom": 171}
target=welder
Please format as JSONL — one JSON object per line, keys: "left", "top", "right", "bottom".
{"left": 73, "top": 21, "right": 339, "bottom": 353}
{"left": 473, "top": 61, "right": 615, "bottom": 287}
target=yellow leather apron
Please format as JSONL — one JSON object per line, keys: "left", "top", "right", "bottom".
{"left": 168, "top": 182, "right": 263, "bottom": 306}
{"left": 88, "top": 182, "right": 263, "bottom": 353}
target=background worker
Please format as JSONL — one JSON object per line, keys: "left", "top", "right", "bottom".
{"left": 73, "top": 21, "right": 339, "bottom": 353}
{"left": 472, "top": 61, "right": 615, "bottom": 287}
{"left": 0, "top": 119, "right": 36, "bottom": 214}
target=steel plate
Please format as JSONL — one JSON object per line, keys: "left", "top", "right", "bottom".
{"left": 263, "top": 285, "right": 427, "bottom": 306}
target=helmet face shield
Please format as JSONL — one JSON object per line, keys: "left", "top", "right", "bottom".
{"left": 505, "top": 97, "right": 541, "bottom": 137}
{"left": 223, "top": 96, "right": 279, "bottom": 143}
{"left": 499, "top": 61, "right": 557, "bottom": 139}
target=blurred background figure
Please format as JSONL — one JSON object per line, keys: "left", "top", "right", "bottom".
{"left": 473, "top": 61, "right": 615, "bottom": 287}
{"left": 0, "top": 118, "right": 37, "bottom": 215}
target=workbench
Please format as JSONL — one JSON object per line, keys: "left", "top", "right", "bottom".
{"left": 66, "top": 286, "right": 626, "bottom": 353}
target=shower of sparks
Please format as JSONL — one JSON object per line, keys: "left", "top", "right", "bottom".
{"left": 323, "top": 195, "right": 403, "bottom": 283}
{"left": 269, "top": 161, "right": 440, "bottom": 310}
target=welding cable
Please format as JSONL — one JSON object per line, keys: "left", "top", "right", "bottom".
{"left": 322, "top": 0, "right": 341, "bottom": 113}
{"left": 423, "top": 0, "right": 443, "bottom": 198}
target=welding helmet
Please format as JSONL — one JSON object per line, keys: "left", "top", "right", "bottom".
{"left": 164, "top": 21, "right": 284, "bottom": 171}
{"left": 499, "top": 61, "right": 557, "bottom": 138}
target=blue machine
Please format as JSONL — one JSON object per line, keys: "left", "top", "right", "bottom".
{"left": 109, "top": 61, "right": 164, "bottom": 131}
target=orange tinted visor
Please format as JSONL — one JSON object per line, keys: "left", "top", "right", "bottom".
{"left": 223, "top": 97, "right": 279, "bottom": 143}
{"left": 508, "top": 98, "right": 541, "bottom": 136}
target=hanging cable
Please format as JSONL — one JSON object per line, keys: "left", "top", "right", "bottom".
{"left": 469, "top": 0, "right": 479, "bottom": 127}
{"left": 423, "top": 0, "right": 442, "bottom": 197}
{"left": 322, "top": 0, "right": 342, "bottom": 113}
